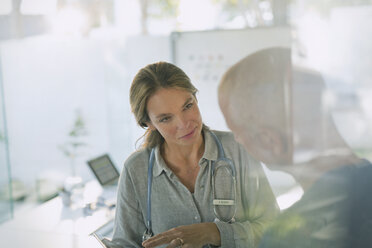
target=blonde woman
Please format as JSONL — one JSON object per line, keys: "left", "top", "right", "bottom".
{"left": 107, "top": 62, "right": 278, "bottom": 248}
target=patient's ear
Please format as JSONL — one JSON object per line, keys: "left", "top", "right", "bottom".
{"left": 258, "top": 127, "right": 286, "bottom": 155}
{"left": 257, "top": 126, "right": 293, "bottom": 164}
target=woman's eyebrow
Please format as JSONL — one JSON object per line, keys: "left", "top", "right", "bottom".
{"left": 155, "top": 113, "right": 170, "bottom": 119}
{"left": 154, "top": 97, "right": 193, "bottom": 119}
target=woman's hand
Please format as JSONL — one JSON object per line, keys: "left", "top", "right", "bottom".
{"left": 142, "top": 222, "right": 221, "bottom": 248}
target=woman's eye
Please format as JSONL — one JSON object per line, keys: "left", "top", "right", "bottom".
{"left": 159, "top": 116, "right": 170, "bottom": 123}
{"left": 185, "top": 103, "right": 193, "bottom": 110}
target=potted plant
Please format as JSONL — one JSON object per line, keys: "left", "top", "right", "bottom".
{"left": 58, "top": 110, "right": 88, "bottom": 207}
{"left": 59, "top": 109, "right": 88, "bottom": 177}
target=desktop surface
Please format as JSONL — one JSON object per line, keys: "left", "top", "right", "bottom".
{"left": 0, "top": 228, "right": 103, "bottom": 248}
{"left": 0, "top": 180, "right": 116, "bottom": 248}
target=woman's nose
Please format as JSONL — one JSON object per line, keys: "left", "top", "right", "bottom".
{"left": 176, "top": 115, "right": 189, "bottom": 129}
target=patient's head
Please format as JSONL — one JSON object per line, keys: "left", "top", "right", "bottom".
{"left": 219, "top": 47, "right": 293, "bottom": 167}
{"left": 219, "top": 47, "right": 350, "bottom": 171}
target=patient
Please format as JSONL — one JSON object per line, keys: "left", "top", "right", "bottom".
{"left": 218, "top": 47, "right": 372, "bottom": 248}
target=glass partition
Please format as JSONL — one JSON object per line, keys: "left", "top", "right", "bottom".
{"left": 0, "top": 56, "right": 13, "bottom": 224}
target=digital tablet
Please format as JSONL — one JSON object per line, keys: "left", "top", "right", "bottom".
{"left": 87, "top": 154, "right": 119, "bottom": 186}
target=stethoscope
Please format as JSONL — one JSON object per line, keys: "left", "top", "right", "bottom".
{"left": 142, "top": 131, "right": 237, "bottom": 242}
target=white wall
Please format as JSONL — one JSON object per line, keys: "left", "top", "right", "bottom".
{"left": 1, "top": 36, "right": 111, "bottom": 184}
{"left": 0, "top": 34, "right": 172, "bottom": 189}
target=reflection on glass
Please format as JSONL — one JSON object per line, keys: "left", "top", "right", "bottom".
{"left": 219, "top": 45, "right": 372, "bottom": 247}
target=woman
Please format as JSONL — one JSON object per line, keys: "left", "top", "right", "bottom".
{"left": 108, "top": 62, "right": 278, "bottom": 248}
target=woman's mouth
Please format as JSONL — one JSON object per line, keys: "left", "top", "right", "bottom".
{"left": 180, "top": 128, "right": 196, "bottom": 139}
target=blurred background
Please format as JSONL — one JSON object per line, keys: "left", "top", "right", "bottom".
{"left": 0, "top": 0, "right": 372, "bottom": 230}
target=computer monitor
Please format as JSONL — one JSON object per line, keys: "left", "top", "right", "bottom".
{"left": 87, "top": 154, "right": 119, "bottom": 186}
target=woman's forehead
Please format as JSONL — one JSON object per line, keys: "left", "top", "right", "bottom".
{"left": 150, "top": 87, "right": 193, "bottom": 101}
{"left": 147, "top": 88, "right": 194, "bottom": 115}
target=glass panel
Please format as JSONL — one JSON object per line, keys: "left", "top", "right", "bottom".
{"left": 0, "top": 53, "right": 13, "bottom": 224}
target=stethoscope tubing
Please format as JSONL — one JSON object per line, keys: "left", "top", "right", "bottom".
{"left": 146, "top": 148, "right": 155, "bottom": 233}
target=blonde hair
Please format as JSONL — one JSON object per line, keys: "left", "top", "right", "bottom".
{"left": 130, "top": 61, "right": 207, "bottom": 148}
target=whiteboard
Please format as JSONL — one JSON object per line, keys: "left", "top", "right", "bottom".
{"left": 171, "top": 27, "right": 292, "bottom": 131}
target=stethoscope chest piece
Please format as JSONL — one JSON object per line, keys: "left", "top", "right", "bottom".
{"left": 212, "top": 157, "right": 237, "bottom": 223}
{"left": 142, "top": 228, "right": 153, "bottom": 242}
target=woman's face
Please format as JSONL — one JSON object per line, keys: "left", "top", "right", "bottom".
{"left": 146, "top": 87, "right": 203, "bottom": 148}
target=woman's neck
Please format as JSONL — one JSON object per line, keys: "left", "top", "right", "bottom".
{"left": 162, "top": 132, "right": 205, "bottom": 166}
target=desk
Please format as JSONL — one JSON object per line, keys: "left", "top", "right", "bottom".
{"left": 0, "top": 181, "right": 116, "bottom": 248}
{"left": 0, "top": 228, "right": 103, "bottom": 248}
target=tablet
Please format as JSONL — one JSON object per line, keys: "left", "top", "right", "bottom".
{"left": 91, "top": 233, "right": 108, "bottom": 248}
{"left": 87, "top": 154, "right": 119, "bottom": 186}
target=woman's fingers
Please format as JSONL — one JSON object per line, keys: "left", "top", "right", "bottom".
{"left": 166, "top": 238, "right": 184, "bottom": 248}
{"left": 142, "top": 226, "right": 184, "bottom": 247}
{"left": 142, "top": 223, "right": 219, "bottom": 248}
{"left": 142, "top": 231, "right": 177, "bottom": 248}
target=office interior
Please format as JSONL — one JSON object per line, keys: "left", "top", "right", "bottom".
{"left": 0, "top": 0, "right": 371, "bottom": 247}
